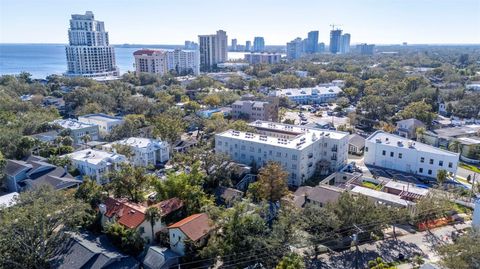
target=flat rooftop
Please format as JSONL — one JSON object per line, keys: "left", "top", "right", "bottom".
{"left": 367, "top": 131, "right": 459, "bottom": 157}
{"left": 433, "top": 125, "right": 480, "bottom": 138}
{"left": 105, "top": 137, "right": 167, "bottom": 149}
{"left": 273, "top": 85, "right": 342, "bottom": 97}
{"left": 53, "top": 119, "right": 97, "bottom": 130}
{"left": 351, "top": 186, "right": 412, "bottom": 207}
{"left": 384, "top": 180, "right": 429, "bottom": 196}
{"left": 79, "top": 113, "right": 124, "bottom": 123}
{"left": 65, "top": 149, "right": 125, "bottom": 165}
{"left": 217, "top": 120, "right": 348, "bottom": 150}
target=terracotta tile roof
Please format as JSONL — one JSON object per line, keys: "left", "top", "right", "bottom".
{"left": 155, "top": 197, "right": 184, "bottom": 217}
{"left": 104, "top": 197, "right": 147, "bottom": 229}
{"left": 167, "top": 213, "right": 212, "bottom": 242}
{"left": 133, "top": 49, "right": 156, "bottom": 56}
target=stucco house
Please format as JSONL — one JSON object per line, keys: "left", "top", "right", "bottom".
{"left": 167, "top": 213, "right": 213, "bottom": 256}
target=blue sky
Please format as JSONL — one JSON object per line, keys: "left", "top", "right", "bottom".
{"left": 1, "top": 0, "right": 479, "bottom": 45}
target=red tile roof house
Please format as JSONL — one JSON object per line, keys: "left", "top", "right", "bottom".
{"left": 100, "top": 197, "right": 183, "bottom": 243}
{"left": 167, "top": 213, "right": 213, "bottom": 256}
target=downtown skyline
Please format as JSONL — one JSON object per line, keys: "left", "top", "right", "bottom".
{"left": 1, "top": 0, "right": 479, "bottom": 45}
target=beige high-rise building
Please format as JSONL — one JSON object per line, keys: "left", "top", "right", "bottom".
{"left": 198, "top": 30, "right": 228, "bottom": 72}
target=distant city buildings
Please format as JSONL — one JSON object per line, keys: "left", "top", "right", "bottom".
{"left": 253, "top": 37, "right": 265, "bottom": 52}
{"left": 244, "top": 52, "right": 281, "bottom": 64}
{"left": 329, "top": 29, "right": 342, "bottom": 54}
{"left": 339, "top": 33, "right": 351, "bottom": 54}
{"left": 198, "top": 30, "right": 228, "bottom": 72}
{"left": 133, "top": 49, "right": 200, "bottom": 76}
{"left": 231, "top": 38, "right": 238, "bottom": 51}
{"left": 184, "top": 40, "right": 198, "bottom": 50}
{"left": 357, "top": 43, "right": 375, "bottom": 55}
{"left": 65, "top": 11, "right": 119, "bottom": 78}
{"left": 245, "top": 41, "right": 252, "bottom": 52}
{"left": 318, "top": 42, "right": 326, "bottom": 53}
{"left": 306, "top": 31, "right": 319, "bottom": 53}
{"left": 286, "top": 38, "right": 304, "bottom": 60}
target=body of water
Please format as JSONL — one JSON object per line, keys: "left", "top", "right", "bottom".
{"left": 0, "top": 44, "right": 248, "bottom": 79}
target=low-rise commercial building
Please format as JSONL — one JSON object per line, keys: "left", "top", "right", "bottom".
{"left": 103, "top": 137, "right": 170, "bottom": 167}
{"left": 215, "top": 120, "right": 349, "bottom": 186}
{"left": 52, "top": 119, "right": 99, "bottom": 145}
{"left": 64, "top": 149, "right": 127, "bottom": 184}
{"left": 271, "top": 85, "right": 342, "bottom": 104}
{"left": 231, "top": 98, "right": 279, "bottom": 122}
{"left": 364, "top": 131, "right": 459, "bottom": 179}
{"left": 78, "top": 113, "right": 124, "bottom": 137}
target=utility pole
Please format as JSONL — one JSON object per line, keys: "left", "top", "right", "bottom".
{"left": 352, "top": 224, "right": 364, "bottom": 269}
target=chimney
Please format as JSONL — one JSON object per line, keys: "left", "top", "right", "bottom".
{"left": 64, "top": 165, "right": 68, "bottom": 175}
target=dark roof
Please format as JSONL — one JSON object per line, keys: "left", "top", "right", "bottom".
{"left": 215, "top": 187, "right": 244, "bottom": 205}
{"left": 293, "top": 185, "right": 342, "bottom": 207}
{"left": 5, "top": 157, "right": 77, "bottom": 191}
{"left": 348, "top": 134, "right": 365, "bottom": 148}
{"left": 142, "top": 246, "right": 180, "bottom": 269}
{"left": 155, "top": 197, "right": 184, "bottom": 217}
{"left": 52, "top": 233, "right": 139, "bottom": 269}
{"left": 168, "top": 213, "right": 212, "bottom": 241}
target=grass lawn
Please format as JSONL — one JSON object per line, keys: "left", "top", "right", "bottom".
{"left": 362, "top": 181, "right": 382, "bottom": 191}
{"left": 459, "top": 163, "right": 480, "bottom": 174}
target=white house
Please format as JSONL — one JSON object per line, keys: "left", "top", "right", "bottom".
{"left": 52, "top": 119, "right": 100, "bottom": 145}
{"left": 100, "top": 197, "right": 183, "bottom": 243}
{"left": 78, "top": 113, "right": 124, "bottom": 137}
{"left": 167, "top": 213, "right": 212, "bottom": 256}
{"left": 395, "top": 118, "right": 426, "bottom": 139}
{"left": 103, "top": 137, "right": 170, "bottom": 167}
{"left": 64, "top": 149, "right": 127, "bottom": 184}
{"left": 364, "top": 131, "right": 459, "bottom": 179}
{"left": 215, "top": 120, "right": 349, "bottom": 186}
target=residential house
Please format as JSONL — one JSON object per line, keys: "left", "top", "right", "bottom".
{"left": 231, "top": 98, "right": 279, "bottom": 122}
{"left": 142, "top": 246, "right": 180, "bottom": 269}
{"left": 100, "top": 197, "right": 183, "bottom": 243}
{"left": 168, "top": 213, "right": 213, "bottom": 256}
{"left": 291, "top": 185, "right": 342, "bottom": 208}
{"left": 214, "top": 186, "right": 244, "bottom": 207}
{"left": 348, "top": 134, "right": 365, "bottom": 155}
{"left": 64, "top": 149, "right": 127, "bottom": 184}
{"left": 78, "top": 113, "right": 124, "bottom": 137}
{"left": 52, "top": 119, "right": 100, "bottom": 145}
{"left": 51, "top": 233, "right": 140, "bottom": 269}
{"left": 103, "top": 137, "right": 170, "bottom": 167}
{"left": 395, "top": 118, "right": 426, "bottom": 139}
{"left": 4, "top": 155, "right": 81, "bottom": 192}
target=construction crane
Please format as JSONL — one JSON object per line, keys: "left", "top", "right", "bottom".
{"left": 330, "top": 24, "right": 342, "bottom": 30}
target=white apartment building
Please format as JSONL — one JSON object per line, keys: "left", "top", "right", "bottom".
{"left": 198, "top": 30, "right": 228, "bottom": 72}
{"left": 52, "top": 119, "right": 99, "bottom": 145}
{"left": 215, "top": 120, "right": 349, "bottom": 186}
{"left": 102, "top": 137, "right": 170, "bottom": 167}
{"left": 78, "top": 113, "right": 124, "bottom": 137}
{"left": 244, "top": 53, "right": 281, "bottom": 64}
{"left": 64, "top": 149, "right": 127, "bottom": 184}
{"left": 272, "top": 85, "right": 342, "bottom": 104}
{"left": 65, "top": 11, "right": 119, "bottom": 78}
{"left": 364, "top": 131, "right": 459, "bottom": 179}
{"left": 134, "top": 49, "right": 200, "bottom": 76}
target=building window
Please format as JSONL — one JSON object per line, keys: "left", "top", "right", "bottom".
{"left": 428, "top": 169, "right": 432, "bottom": 175}
{"left": 419, "top": 168, "right": 423, "bottom": 173}
{"left": 250, "top": 147, "right": 254, "bottom": 152}
{"left": 292, "top": 154, "right": 297, "bottom": 160}
{"left": 292, "top": 164, "right": 297, "bottom": 169}
{"left": 365, "top": 147, "right": 368, "bottom": 152}
{"left": 390, "top": 152, "right": 394, "bottom": 157}
{"left": 382, "top": 150, "right": 386, "bottom": 156}
{"left": 398, "top": 153, "right": 402, "bottom": 159}
{"left": 241, "top": 145, "right": 245, "bottom": 150}
{"left": 276, "top": 152, "right": 281, "bottom": 157}
{"left": 429, "top": 159, "right": 434, "bottom": 165}
{"left": 439, "top": 161, "right": 443, "bottom": 167}
{"left": 448, "top": 162, "right": 453, "bottom": 168}
{"left": 420, "top": 157, "right": 424, "bottom": 163}
{"left": 217, "top": 141, "right": 223, "bottom": 146}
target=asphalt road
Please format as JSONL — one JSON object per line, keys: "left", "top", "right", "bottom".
{"left": 312, "top": 222, "right": 472, "bottom": 269}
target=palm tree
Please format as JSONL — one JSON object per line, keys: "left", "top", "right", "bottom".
{"left": 448, "top": 140, "right": 462, "bottom": 154}
{"left": 145, "top": 206, "right": 161, "bottom": 244}
{"left": 437, "top": 169, "right": 448, "bottom": 186}
{"left": 81, "top": 134, "right": 92, "bottom": 149}
{"left": 415, "top": 127, "right": 426, "bottom": 142}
